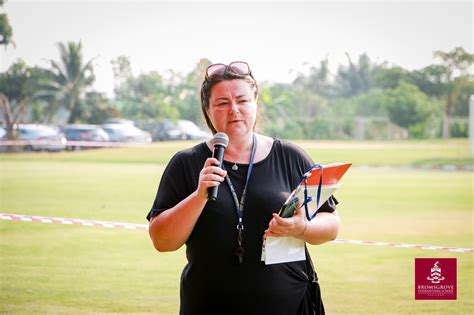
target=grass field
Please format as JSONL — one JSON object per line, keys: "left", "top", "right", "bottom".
{"left": 0, "top": 139, "right": 472, "bottom": 314}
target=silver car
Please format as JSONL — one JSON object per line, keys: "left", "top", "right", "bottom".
{"left": 17, "top": 124, "right": 67, "bottom": 151}
{"left": 101, "top": 123, "right": 152, "bottom": 144}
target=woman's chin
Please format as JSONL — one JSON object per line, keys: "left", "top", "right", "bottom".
{"left": 225, "top": 127, "right": 250, "bottom": 137}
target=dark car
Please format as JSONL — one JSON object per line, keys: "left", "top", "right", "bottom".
{"left": 60, "top": 124, "right": 110, "bottom": 150}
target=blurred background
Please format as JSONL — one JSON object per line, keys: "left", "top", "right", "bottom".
{"left": 0, "top": 1, "right": 472, "bottom": 314}
{"left": 1, "top": 1, "right": 473, "bottom": 144}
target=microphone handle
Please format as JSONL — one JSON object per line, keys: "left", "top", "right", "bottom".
{"left": 208, "top": 145, "right": 225, "bottom": 201}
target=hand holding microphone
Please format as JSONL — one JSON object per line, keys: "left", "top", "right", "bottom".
{"left": 208, "top": 132, "right": 228, "bottom": 201}
{"left": 196, "top": 132, "right": 228, "bottom": 201}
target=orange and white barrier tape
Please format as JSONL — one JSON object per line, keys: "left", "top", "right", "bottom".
{"left": 331, "top": 239, "right": 473, "bottom": 253}
{"left": 0, "top": 213, "right": 148, "bottom": 230}
{"left": 1, "top": 213, "right": 472, "bottom": 253}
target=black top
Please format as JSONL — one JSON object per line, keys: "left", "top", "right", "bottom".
{"left": 147, "top": 138, "right": 337, "bottom": 315}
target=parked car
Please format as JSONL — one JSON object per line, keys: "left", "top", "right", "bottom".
{"left": 17, "top": 124, "right": 67, "bottom": 152}
{"left": 60, "top": 124, "right": 110, "bottom": 150}
{"left": 152, "top": 119, "right": 211, "bottom": 141}
{"left": 103, "top": 118, "right": 135, "bottom": 126}
{"left": 177, "top": 120, "right": 211, "bottom": 140}
{"left": 0, "top": 127, "right": 6, "bottom": 152}
{"left": 101, "top": 123, "right": 152, "bottom": 144}
{"left": 153, "top": 119, "right": 186, "bottom": 141}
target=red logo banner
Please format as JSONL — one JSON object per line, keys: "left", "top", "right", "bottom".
{"left": 415, "top": 258, "right": 457, "bottom": 300}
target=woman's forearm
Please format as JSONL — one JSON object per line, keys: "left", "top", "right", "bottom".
{"left": 149, "top": 157, "right": 227, "bottom": 252}
{"left": 301, "top": 211, "right": 340, "bottom": 245}
{"left": 148, "top": 190, "right": 208, "bottom": 252}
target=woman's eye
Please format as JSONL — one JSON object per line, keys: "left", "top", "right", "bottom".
{"left": 216, "top": 102, "right": 227, "bottom": 107}
{"left": 239, "top": 99, "right": 249, "bottom": 104}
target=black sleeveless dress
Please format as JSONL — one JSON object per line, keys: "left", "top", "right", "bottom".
{"left": 147, "top": 139, "right": 337, "bottom": 315}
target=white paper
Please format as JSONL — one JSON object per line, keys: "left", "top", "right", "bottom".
{"left": 301, "top": 185, "right": 339, "bottom": 217}
{"left": 262, "top": 236, "right": 306, "bottom": 265}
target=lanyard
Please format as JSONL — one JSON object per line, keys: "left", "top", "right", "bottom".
{"left": 302, "top": 164, "right": 323, "bottom": 221}
{"left": 223, "top": 133, "right": 257, "bottom": 264}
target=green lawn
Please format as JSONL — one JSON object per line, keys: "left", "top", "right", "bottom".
{"left": 0, "top": 139, "right": 472, "bottom": 314}
{"left": 1, "top": 138, "right": 472, "bottom": 166}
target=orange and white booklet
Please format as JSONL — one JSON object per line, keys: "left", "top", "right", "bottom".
{"left": 262, "top": 162, "right": 352, "bottom": 265}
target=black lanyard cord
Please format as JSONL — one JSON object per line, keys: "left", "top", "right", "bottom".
{"left": 223, "top": 133, "right": 257, "bottom": 264}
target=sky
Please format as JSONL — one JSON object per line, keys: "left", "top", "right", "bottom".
{"left": 1, "top": 1, "right": 472, "bottom": 97}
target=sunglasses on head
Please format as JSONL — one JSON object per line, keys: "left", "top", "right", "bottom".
{"left": 205, "top": 61, "right": 253, "bottom": 80}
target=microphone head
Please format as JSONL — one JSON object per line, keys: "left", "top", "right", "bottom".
{"left": 212, "top": 132, "right": 229, "bottom": 149}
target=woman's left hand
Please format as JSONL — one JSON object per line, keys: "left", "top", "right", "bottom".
{"left": 264, "top": 207, "right": 307, "bottom": 238}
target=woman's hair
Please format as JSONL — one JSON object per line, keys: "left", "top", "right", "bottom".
{"left": 200, "top": 72, "right": 260, "bottom": 134}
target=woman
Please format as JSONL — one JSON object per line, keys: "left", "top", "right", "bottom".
{"left": 147, "top": 61, "right": 340, "bottom": 315}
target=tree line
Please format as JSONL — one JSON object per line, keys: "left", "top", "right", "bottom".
{"left": 1, "top": 3, "right": 473, "bottom": 140}
{"left": 2, "top": 42, "right": 472, "bottom": 140}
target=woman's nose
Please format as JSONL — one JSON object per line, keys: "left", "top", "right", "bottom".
{"left": 229, "top": 101, "right": 240, "bottom": 113}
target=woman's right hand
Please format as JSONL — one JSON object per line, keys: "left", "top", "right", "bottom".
{"left": 197, "top": 158, "right": 227, "bottom": 199}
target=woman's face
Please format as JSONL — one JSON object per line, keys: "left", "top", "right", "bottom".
{"left": 206, "top": 79, "right": 257, "bottom": 138}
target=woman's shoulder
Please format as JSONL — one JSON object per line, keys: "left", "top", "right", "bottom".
{"left": 170, "top": 142, "right": 209, "bottom": 164}
{"left": 272, "top": 137, "right": 309, "bottom": 158}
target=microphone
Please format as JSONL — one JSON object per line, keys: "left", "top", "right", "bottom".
{"left": 208, "top": 132, "right": 229, "bottom": 201}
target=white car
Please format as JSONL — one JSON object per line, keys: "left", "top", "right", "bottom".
{"left": 17, "top": 124, "right": 67, "bottom": 151}
{"left": 177, "top": 120, "right": 212, "bottom": 140}
{"left": 101, "top": 123, "right": 152, "bottom": 144}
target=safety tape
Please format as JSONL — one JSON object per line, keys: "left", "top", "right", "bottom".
{"left": 331, "top": 239, "right": 473, "bottom": 253}
{"left": 0, "top": 213, "right": 148, "bottom": 230}
{"left": 1, "top": 213, "right": 472, "bottom": 253}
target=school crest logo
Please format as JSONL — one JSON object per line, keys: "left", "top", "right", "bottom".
{"left": 415, "top": 258, "right": 456, "bottom": 300}
{"left": 426, "top": 261, "right": 445, "bottom": 284}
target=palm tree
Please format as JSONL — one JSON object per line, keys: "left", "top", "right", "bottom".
{"left": 45, "top": 41, "right": 95, "bottom": 123}
{"left": 335, "top": 53, "right": 383, "bottom": 97}
{"left": 293, "top": 58, "right": 333, "bottom": 98}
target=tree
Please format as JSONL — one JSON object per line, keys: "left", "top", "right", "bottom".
{"left": 432, "top": 47, "right": 474, "bottom": 137}
{"left": 111, "top": 55, "right": 132, "bottom": 100}
{"left": 334, "top": 53, "right": 383, "bottom": 97}
{"left": 111, "top": 56, "right": 179, "bottom": 121}
{"left": 83, "top": 91, "right": 120, "bottom": 124}
{"left": 410, "top": 64, "right": 450, "bottom": 99}
{"left": 293, "top": 58, "right": 333, "bottom": 98}
{"left": 373, "top": 66, "right": 411, "bottom": 90}
{"left": 44, "top": 41, "right": 95, "bottom": 123}
{"left": 453, "top": 79, "right": 474, "bottom": 116}
{"left": 346, "top": 88, "right": 387, "bottom": 117}
{"left": 260, "top": 82, "right": 303, "bottom": 138}
{"left": 0, "top": 60, "right": 47, "bottom": 141}
{"left": 383, "top": 82, "right": 439, "bottom": 138}
{"left": 0, "top": 0, "right": 14, "bottom": 48}
{"left": 119, "top": 72, "right": 179, "bottom": 120}
{"left": 260, "top": 81, "right": 346, "bottom": 139}
{"left": 174, "top": 58, "right": 212, "bottom": 123}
